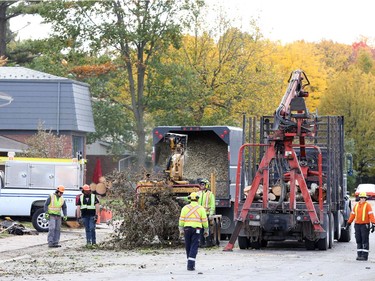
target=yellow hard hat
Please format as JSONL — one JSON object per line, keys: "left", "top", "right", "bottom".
{"left": 57, "top": 185, "right": 65, "bottom": 192}
{"left": 189, "top": 192, "right": 199, "bottom": 201}
{"left": 198, "top": 179, "right": 210, "bottom": 189}
{"left": 359, "top": 191, "right": 367, "bottom": 198}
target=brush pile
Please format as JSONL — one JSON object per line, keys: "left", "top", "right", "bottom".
{"left": 102, "top": 170, "right": 182, "bottom": 250}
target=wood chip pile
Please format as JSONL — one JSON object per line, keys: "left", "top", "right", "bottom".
{"left": 155, "top": 134, "right": 229, "bottom": 198}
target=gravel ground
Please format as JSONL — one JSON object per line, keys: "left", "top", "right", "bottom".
{"left": 0, "top": 202, "right": 375, "bottom": 281}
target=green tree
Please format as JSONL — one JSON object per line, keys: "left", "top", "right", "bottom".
{"left": 0, "top": 1, "right": 42, "bottom": 58}
{"left": 21, "top": 122, "right": 71, "bottom": 158}
{"left": 37, "top": 0, "right": 204, "bottom": 167}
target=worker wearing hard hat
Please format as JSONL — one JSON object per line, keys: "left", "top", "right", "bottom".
{"left": 179, "top": 192, "right": 209, "bottom": 271}
{"left": 44, "top": 185, "right": 67, "bottom": 248}
{"left": 76, "top": 184, "right": 100, "bottom": 248}
{"left": 197, "top": 178, "right": 215, "bottom": 247}
{"left": 197, "top": 179, "right": 216, "bottom": 216}
{"left": 347, "top": 191, "right": 375, "bottom": 261}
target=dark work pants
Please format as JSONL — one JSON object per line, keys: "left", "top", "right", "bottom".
{"left": 82, "top": 216, "right": 97, "bottom": 244}
{"left": 47, "top": 215, "right": 62, "bottom": 246}
{"left": 354, "top": 223, "right": 370, "bottom": 259}
{"left": 184, "top": 227, "right": 200, "bottom": 270}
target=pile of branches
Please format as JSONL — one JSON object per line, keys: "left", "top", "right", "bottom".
{"left": 102, "top": 170, "right": 182, "bottom": 250}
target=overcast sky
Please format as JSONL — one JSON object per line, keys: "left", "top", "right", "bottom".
{"left": 10, "top": 0, "right": 374, "bottom": 45}
{"left": 207, "top": 0, "right": 374, "bottom": 45}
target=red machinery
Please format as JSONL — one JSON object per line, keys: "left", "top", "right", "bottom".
{"left": 224, "top": 70, "right": 351, "bottom": 251}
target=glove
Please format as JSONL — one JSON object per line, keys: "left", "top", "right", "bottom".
{"left": 94, "top": 215, "right": 98, "bottom": 221}
{"left": 63, "top": 216, "right": 68, "bottom": 221}
{"left": 44, "top": 213, "right": 49, "bottom": 220}
{"left": 77, "top": 217, "right": 83, "bottom": 224}
{"left": 345, "top": 223, "right": 351, "bottom": 231}
{"left": 371, "top": 224, "right": 375, "bottom": 233}
{"left": 203, "top": 229, "right": 209, "bottom": 238}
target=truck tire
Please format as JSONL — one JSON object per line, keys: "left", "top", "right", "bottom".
{"left": 317, "top": 214, "right": 329, "bottom": 250}
{"left": 305, "top": 239, "right": 315, "bottom": 250}
{"left": 238, "top": 236, "right": 249, "bottom": 249}
{"left": 32, "top": 208, "right": 49, "bottom": 232}
{"left": 338, "top": 224, "right": 351, "bottom": 242}
{"left": 329, "top": 213, "right": 334, "bottom": 249}
{"left": 213, "top": 219, "right": 220, "bottom": 246}
{"left": 250, "top": 240, "right": 261, "bottom": 250}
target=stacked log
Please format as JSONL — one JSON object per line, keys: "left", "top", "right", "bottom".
{"left": 244, "top": 181, "right": 324, "bottom": 203}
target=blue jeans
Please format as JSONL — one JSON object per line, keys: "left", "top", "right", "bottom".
{"left": 82, "top": 216, "right": 96, "bottom": 244}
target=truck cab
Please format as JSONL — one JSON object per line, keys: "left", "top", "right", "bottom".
{"left": 0, "top": 156, "right": 85, "bottom": 231}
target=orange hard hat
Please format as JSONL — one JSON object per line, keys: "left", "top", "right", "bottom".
{"left": 82, "top": 184, "right": 91, "bottom": 191}
{"left": 57, "top": 185, "right": 65, "bottom": 192}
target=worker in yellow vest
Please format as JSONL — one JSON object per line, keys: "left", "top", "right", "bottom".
{"left": 347, "top": 191, "right": 375, "bottom": 261}
{"left": 197, "top": 178, "right": 215, "bottom": 247}
{"left": 76, "top": 184, "right": 100, "bottom": 248}
{"left": 44, "top": 185, "right": 67, "bottom": 248}
{"left": 179, "top": 192, "right": 209, "bottom": 271}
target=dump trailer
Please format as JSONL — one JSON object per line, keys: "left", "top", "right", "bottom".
{"left": 224, "top": 70, "right": 352, "bottom": 251}
{"left": 152, "top": 126, "right": 243, "bottom": 238}
{"left": 0, "top": 156, "right": 85, "bottom": 232}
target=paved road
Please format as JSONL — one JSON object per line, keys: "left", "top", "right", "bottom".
{"left": 0, "top": 203, "right": 375, "bottom": 281}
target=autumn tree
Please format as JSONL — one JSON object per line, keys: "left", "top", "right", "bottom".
{"left": 267, "top": 40, "right": 329, "bottom": 112}
{"left": 319, "top": 69, "right": 375, "bottom": 181}
{"left": 37, "top": 0, "right": 204, "bottom": 167}
{"left": 148, "top": 15, "right": 282, "bottom": 126}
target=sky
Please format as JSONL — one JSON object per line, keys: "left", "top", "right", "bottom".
{"left": 10, "top": 0, "right": 375, "bottom": 45}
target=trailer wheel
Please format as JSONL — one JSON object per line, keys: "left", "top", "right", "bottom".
{"left": 250, "top": 240, "right": 261, "bottom": 250}
{"left": 305, "top": 239, "right": 315, "bottom": 250}
{"left": 238, "top": 236, "right": 249, "bottom": 249}
{"left": 317, "top": 214, "right": 329, "bottom": 250}
{"left": 213, "top": 219, "right": 220, "bottom": 246}
{"left": 338, "top": 224, "right": 351, "bottom": 242}
{"left": 32, "top": 208, "right": 49, "bottom": 232}
{"left": 327, "top": 213, "right": 335, "bottom": 248}
{"left": 261, "top": 239, "right": 268, "bottom": 248}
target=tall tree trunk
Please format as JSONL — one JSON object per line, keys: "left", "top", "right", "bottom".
{"left": 0, "top": 5, "right": 7, "bottom": 57}
{"left": 135, "top": 49, "right": 146, "bottom": 168}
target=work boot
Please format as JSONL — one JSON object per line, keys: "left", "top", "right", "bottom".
{"left": 187, "top": 259, "right": 195, "bottom": 271}
{"left": 357, "top": 256, "right": 366, "bottom": 261}
{"left": 362, "top": 252, "right": 369, "bottom": 261}
{"left": 356, "top": 252, "right": 362, "bottom": 261}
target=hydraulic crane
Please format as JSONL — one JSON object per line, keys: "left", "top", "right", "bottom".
{"left": 224, "top": 70, "right": 326, "bottom": 251}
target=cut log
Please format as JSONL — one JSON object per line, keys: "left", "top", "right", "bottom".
{"left": 268, "top": 192, "right": 277, "bottom": 201}
{"left": 271, "top": 185, "right": 282, "bottom": 197}
{"left": 96, "top": 182, "right": 107, "bottom": 195}
{"left": 90, "top": 182, "right": 97, "bottom": 191}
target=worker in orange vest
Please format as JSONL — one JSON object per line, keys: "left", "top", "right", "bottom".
{"left": 347, "top": 191, "right": 375, "bottom": 261}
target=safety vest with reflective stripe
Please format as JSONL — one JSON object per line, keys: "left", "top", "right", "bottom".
{"left": 348, "top": 201, "right": 375, "bottom": 224}
{"left": 197, "top": 190, "right": 216, "bottom": 216}
{"left": 179, "top": 201, "right": 208, "bottom": 229}
{"left": 47, "top": 194, "right": 65, "bottom": 216}
{"left": 80, "top": 194, "right": 96, "bottom": 210}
